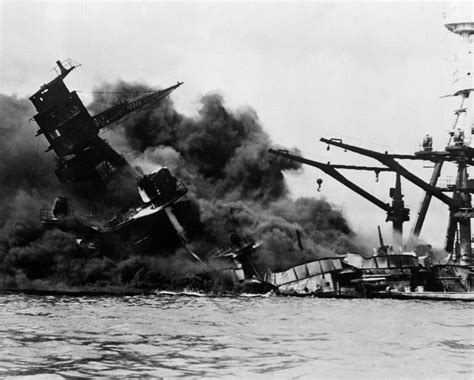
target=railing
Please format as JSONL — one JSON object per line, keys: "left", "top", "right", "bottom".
{"left": 209, "top": 236, "right": 260, "bottom": 258}
{"left": 39, "top": 207, "right": 75, "bottom": 223}
{"left": 40, "top": 209, "right": 56, "bottom": 222}
{"left": 51, "top": 58, "right": 80, "bottom": 77}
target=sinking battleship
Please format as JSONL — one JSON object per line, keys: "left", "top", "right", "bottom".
{"left": 30, "top": 59, "right": 195, "bottom": 255}
{"left": 25, "top": 20, "right": 473, "bottom": 299}
{"left": 268, "top": 21, "right": 474, "bottom": 300}
{"left": 27, "top": 60, "right": 269, "bottom": 294}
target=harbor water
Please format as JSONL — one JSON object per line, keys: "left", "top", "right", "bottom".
{"left": 0, "top": 293, "right": 472, "bottom": 378}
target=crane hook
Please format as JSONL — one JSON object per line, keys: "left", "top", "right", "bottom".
{"left": 316, "top": 178, "right": 323, "bottom": 192}
{"left": 375, "top": 171, "right": 380, "bottom": 182}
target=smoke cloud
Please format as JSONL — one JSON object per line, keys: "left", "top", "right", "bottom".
{"left": 0, "top": 83, "right": 358, "bottom": 293}
{"left": 0, "top": 95, "right": 61, "bottom": 224}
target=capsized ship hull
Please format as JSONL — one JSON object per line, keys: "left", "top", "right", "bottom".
{"left": 263, "top": 252, "right": 474, "bottom": 300}
{"left": 265, "top": 257, "right": 362, "bottom": 297}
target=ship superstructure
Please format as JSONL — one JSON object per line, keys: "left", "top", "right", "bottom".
{"left": 30, "top": 60, "right": 193, "bottom": 253}
{"left": 30, "top": 59, "right": 182, "bottom": 189}
{"left": 269, "top": 19, "right": 474, "bottom": 294}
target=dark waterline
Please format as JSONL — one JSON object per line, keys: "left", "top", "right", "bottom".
{"left": 0, "top": 294, "right": 472, "bottom": 378}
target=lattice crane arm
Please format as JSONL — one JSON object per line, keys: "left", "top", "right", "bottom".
{"left": 91, "top": 82, "right": 183, "bottom": 130}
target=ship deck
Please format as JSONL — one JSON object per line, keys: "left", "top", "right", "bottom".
{"left": 373, "top": 291, "right": 474, "bottom": 302}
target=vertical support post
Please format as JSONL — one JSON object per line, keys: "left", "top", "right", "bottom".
{"left": 445, "top": 214, "right": 457, "bottom": 255}
{"left": 390, "top": 173, "right": 405, "bottom": 249}
{"left": 458, "top": 163, "right": 472, "bottom": 265}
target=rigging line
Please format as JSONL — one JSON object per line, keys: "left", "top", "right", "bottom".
{"left": 76, "top": 90, "right": 158, "bottom": 94}
{"left": 294, "top": 149, "right": 329, "bottom": 161}
{"left": 79, "top": 97, "right": 123, "bottom": 107}
{"left": 93, "top": 101, "right": 123, "bottom": 106}
{"left": 278, "top": 149, "right": 390, "bottom": 170}
{"left": 294, "top": 148, "right": 387, "bottom": 165}
{"left": 321, "top": 130, "right": 390, "bottom": 149}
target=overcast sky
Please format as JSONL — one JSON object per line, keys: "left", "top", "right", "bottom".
{"left": 0, "top": 1, "right": 472, "bottom": 248}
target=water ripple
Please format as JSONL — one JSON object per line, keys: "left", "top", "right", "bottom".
{"left": 0, "top": 294, "right": 472, "bottom": 378}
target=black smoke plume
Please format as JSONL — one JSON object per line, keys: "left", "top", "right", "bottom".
{"left": 0, "top": 83, "right": 358, "bottom": 293}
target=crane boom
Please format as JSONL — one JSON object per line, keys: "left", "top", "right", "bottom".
{"left": 320, "top": 138, "right": 458, "bottom": 209}
{"left": 92, "top": 82, "right": 183, "bottom": 130}
{"left": 268, "top": 149, "right": 391, "bottom": 211}
{"left": 269, "top": 148, "right": 410, "bottom": 246}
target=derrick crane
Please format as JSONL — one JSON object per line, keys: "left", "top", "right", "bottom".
{"left": 321, "top": 137, "right": 473, "bottom": 265}
{"left": 30, "top": 59, "right": 183, "bottom": 188}
{"left": 268, "top": 148, "right": 409, "bottom": 247}
{"left": 316, "top": 21, "right": 474, "bottom": 265}
{"left": 320, "top": 138, "right": 458, "bottom": 208}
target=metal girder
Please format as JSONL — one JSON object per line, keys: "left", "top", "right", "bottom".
{"left": 268, "top": 148, "right": 391, "bottom": 212}
{"left": 324, "top": 164, "right": 392, "bottom": 172}
{"left": 320, "top": 138, "right": 458, "bottom": 209}
{"left": 408, "top": 161, "right": 444, "bottom": 248}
